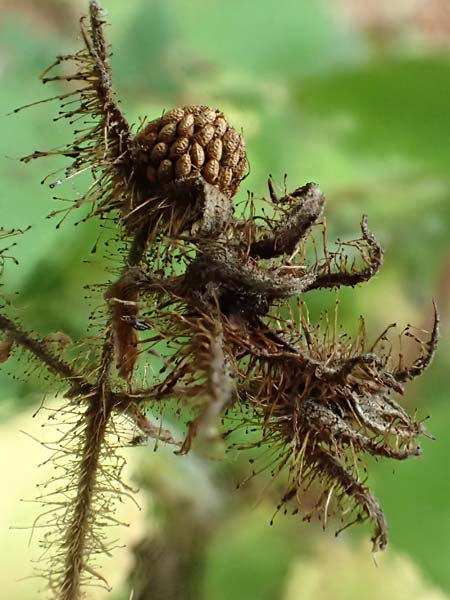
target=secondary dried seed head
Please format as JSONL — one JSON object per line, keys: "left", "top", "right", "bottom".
{"left": 136, "top": 104, "right": 247, "bottom": 198}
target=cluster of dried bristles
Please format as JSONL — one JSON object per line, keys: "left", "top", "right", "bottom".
{"left": 1, "top": 2, "right": 438, "bottom": 599}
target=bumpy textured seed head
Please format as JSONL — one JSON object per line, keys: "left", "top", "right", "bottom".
{"left": 219, "top": 166, "right": 233, "bottom": 190}
{"left": 195, "top": 109, "right": 216, "bottom": 128}
{"left": 143, "top": 130, "right": 158, "bottom": 148}
{"left": 214, "top": 116, "right": 227, "bottom": 137}
{"left": 136, "top": 104, "right": 248, "bottom": 197}
{"left": 235, "top": 157, "right": 248, "bottom": 180}
{"left": 170, "top": 137, "right": 190, "bottom": 158}
{"left": 162, "top": 107, "right": 185, "bottom": 122}
{"left": 224, "top": 150, "right": 240, "bottom": 169}
{"left": 195, "top": 124, "right": 215, "bottom": 147}
{"left": 223, "top": 129, "right": 240, "bottom": 155}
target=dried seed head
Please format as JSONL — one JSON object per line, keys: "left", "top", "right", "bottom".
{"left": 170, "top": 136, "right": 190, "bottom": 158}
{"left": 235, "top": 157, "right": 248, "bottom": 181}
{"left": 142, "top": 130, "right": 158, "bottom": 147}
{"left": 162, "top": 106, "right": 185, "bottom": 122}
{"left": 195, "top": 108, "right": 216, "bottom": 127}
{"left": 214, "top": 116, "right": 228, "bottom": 137}
{"left": 195, "top": 123, "right": 215, "bottom": 147}
{"left": 135, "top": 104, "right": 247, "bottom": 198}
{"left": 223, "top": 129, "right": 240, "bottom": 155}
{"left": 224, "top": 150, "right": 240, "bottom": 169}
{"left": 219, "top": 166, "right": 233, "bottom": 190}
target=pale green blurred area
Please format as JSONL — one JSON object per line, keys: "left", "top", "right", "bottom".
{"left": 0, "top": 0, "right": 449, "bottom": 598}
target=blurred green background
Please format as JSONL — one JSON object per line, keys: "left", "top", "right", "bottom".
{"left": 0, "top": 0, "right": 449, "bottom": 598}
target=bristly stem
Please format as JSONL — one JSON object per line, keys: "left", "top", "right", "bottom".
{"left": 127, "top": 222, "right": 151, "bottom": 267}
{"left": 57, "top": 226, "right": 163, "bottom": 599}
{"left": 0, "top": 313, "right": 89, "bottom": 391}
{"left": 59, "top": 401, "right": 111, "bottom": 600}
{"left": 59, "top": 326, "right": 115, "bottom": 600}
{"left": 82, "top": 0, "right": 132, "bottom": 149}
{"left": 57, "top": 226, "right": 149, "bottom": 597}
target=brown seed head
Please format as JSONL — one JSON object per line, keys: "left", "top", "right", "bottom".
{"left": 135, "top": 105, "right": 248, "bottom": 198}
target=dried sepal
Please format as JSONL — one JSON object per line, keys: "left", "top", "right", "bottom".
{"left": 177, "top": 314, "right": 233, "bottom": 454}
{"left": 307, "top": 215, "right": 384, "bottom": 291}
{"left": 249, "top": 181, "right": 326, "bottom": 259}
{"left": 230, "top": 303, "right": 438, "bottom": 550}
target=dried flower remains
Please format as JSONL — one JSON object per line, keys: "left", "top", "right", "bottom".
{"left": 2, "top": 2, "right": 438, "bottom": 598}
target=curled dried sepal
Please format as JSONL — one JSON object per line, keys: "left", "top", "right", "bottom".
{"left": 249, "top": 181, "right": 326, "bottom": 259}
{"left": 231, "top": 304, "right": 438, "bottom": 550}
{"left": 308, "top": 215, "right": 384, "bottom": 291}
{"left": 394, "top": 301, "right": 439, "bottom": 383}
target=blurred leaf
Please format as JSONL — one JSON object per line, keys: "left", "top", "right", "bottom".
{"left": 284, "top": 539, "right": 449, "bottom": 600}
{"left": 203, "top": 506, "right": 302, "bottom": 600}
{"left": 297, "top": 58, "right": 450, "bottom": 177}
{"left": 370, "top": 392, "right": 450, "bottom": 592}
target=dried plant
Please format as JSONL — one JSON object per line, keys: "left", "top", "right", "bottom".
{"left": 2, "top": 2, "right": 438, "bottom": 598}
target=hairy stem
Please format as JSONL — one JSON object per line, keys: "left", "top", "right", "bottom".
{"left": 0, "top": 313, "right": 88, "bottom": 390}
{"left": 59, "top": 328, "right": 114, "bottom": 599}
{"left": 59, "top": 400, "right": 111, "bottom": 600}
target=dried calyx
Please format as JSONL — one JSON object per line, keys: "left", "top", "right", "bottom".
{"left": 233, "top": 305, "right": 438, "bottom": 551}
{"left": 130, "top": 181, "right": 437, "bottom": 548}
